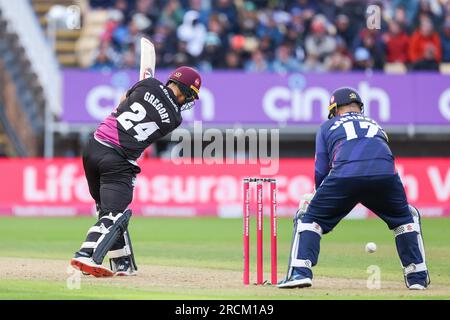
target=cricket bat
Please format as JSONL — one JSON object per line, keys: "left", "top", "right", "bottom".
{"left": 140, "top": 37, "right": 156, "bottom": 80}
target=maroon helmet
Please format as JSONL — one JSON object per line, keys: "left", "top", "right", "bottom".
{"left": 167, "top": 66, "right": 202, "bottom": 110}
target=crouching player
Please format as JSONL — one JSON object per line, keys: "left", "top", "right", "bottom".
{"left": 278, "top": 88, "right": 430, "bottom": 290}
{"left": 70, "top": 66, "right": 202, "bottom": 277}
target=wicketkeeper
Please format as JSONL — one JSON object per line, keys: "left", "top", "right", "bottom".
{"left": 70, "top": 66, "right": 202, "bottom": 277}
{"left": 278, "top": 87, "right": 430, "bottom": 290}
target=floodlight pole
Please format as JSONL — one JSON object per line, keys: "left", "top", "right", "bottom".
{"left": 44, "top": 12, "right": 57, "bottom": 158}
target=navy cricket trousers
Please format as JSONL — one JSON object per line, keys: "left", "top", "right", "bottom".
{"left": 303, "top": 174, "right": 413, "bottom": 233}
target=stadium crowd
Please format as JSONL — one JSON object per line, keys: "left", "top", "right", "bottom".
{"left": 89, "top": 0, "right": 450, "bottom": 73}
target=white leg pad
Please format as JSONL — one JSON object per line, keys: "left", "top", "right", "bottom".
{"left": 86, "top": 225, "right": 110, "bottom": 236}
{"left": 80, "top": 241, "right": 97, "bottom": 249}
{"left": 291, "top": 259, "right": 312, "bottom": 269}
{"left": 297, "top": 222, "right": 323, "bottom": 237}
{"left": 108, "top": 245, "right": 131, "bottom": 259}
{"left": 394, "top": 206, "right": 430, "bottom": 287}
{"left": 404, "top": 262, "right": 428, "bottom": 276}
{"left": 286, "top": 222, "right": 322, "bottom": 278}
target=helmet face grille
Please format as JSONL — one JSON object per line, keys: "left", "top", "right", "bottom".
{"left": 180, "top": 101, "right": 195, "bottom": 112}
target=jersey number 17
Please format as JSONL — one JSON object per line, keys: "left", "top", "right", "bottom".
{"left": 343, "top": 121, "right": 385, "bottom": 141}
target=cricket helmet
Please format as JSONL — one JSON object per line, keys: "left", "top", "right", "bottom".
{"left": 328, "top": 87, "right": 364, "bottom": 119}
{"left": 167, "top": 66, "right": 202, "bottom": 111}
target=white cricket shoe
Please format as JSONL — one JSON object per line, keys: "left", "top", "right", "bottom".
{"left": 277, "top": 275, "right": 312, "bottom": 289}
{"left": 70, "top": 256, "right": 114, "bottom": 278}
{"left": 408, "top": 284, "right": 426, "bottom": 290}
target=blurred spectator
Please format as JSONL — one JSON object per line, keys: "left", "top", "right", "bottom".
{"left": 90, "top": 0, "right": 115, "bottom": 9}
{"left": 207, "top": 13, "right": 228, "bottom": 49}
{"left": 271, "top": 43, "right": 302, "bottom": 74}
{"left": 289, "top": 0, "right": 317, "bottom": 20}
{"left": 177, "top": 10, "right": 207, "bottom": 58}
{"left": 121, "top": 45, "right": 139, "bottom": 69}
{"left": 392, "top": 0, "right": 420, "bottom": 26}
{"left": 256, "top": 10, "right": 285, "bottom": 47}
{"left": 324, "top": 39, "right": 352, "bottom": 72}
{"left": 409, "top": 15, "right": 442, "bottom": 66}
{"left": 159, "top": 0, "right": 185, "bottom": 28}
{"left": 152, "top": 23, "right": 178, "bottom": 67}
{"left": 304, "top": 16, "right": 337, "bottom": 65}
{"left": 222, "top": 50, "right": 243, "bottom": 69}
{"left": 335, "top": 14, "right": 355, "bottom": 48}
{"left": 173, "top": 40, "right": 195, "bottom": 67}
{"left": 353, "top": 47, "right": 374, "bottom": 71}
{"left": 86, "top": 0, "right": 449, "bottom": 73}
{"left": 187, "top": 0, "right": 210, "bottom": 26}
{"left": 91, "top": 40, "right": 118, "bottom": 70}
{"left": 133, "top": 0, "right": 160, "bottom": 33}
{"left": 338, "top": 0, "right": 367, "bottom": 32}
{"left": 411, "top": 43, "right": 440, "bottom": 70}
{"left": 245, "top": 49, "right": 270, "bottom": 72}
{"left": 111, "top": 0, "right": 130, "bottom": 21}
{"left": 259, "top": 36, "right": 276, "bottom": 62}
{"left": 383, "top": 20, "right": 410, "bottom": 63}
{"left": 317, "top": 0, "right": 338, "bottom": 24}
{"left": 353, "top": 28, "right": 385, "bottom": 70}
{"left": 413, "top": 0, "right": 444, "bottom": 28}
{"left": 239, "top": 2, "right": 259, "bottom": 38}
{"left": 441, "top": 20, "right": 450, "bottom": 62}
{"left": 199, "top": 33, "right": 224, "bottom": 70}
{"left": 393, "top": 5, "right": 414, "bottom": 34}
{"left": 213, "top": 0, "right": 239, "bottom": 33}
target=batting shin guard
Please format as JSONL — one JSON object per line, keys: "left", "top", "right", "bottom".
{"left": 284, "top": 211, "right": 322, "bottom": 280}
{"left": 393, "top": 205, "right": 430, "bottom": 287}
{"left": 92, "top": 209, "right": 132, "bottom": 265}
{"left": 109, "top": 230, "right": 138, "bottom": 272}
{"left": 284, "top": 213, "right": 300, "bottom": 280}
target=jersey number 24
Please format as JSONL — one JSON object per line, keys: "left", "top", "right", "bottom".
{"left": 117, "top": 102, "right": 160, "bottom": 142}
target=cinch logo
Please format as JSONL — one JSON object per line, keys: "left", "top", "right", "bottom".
{"left": 174, "top": 72, "right": 182, "bottom": 78}
{"left": 195, "top": 78, "right": 200, "bottom": 86}
{"left": 262, "top": 81, "right": 391, "bottom": 122}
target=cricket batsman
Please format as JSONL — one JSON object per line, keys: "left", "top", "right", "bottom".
{"left": 278, "top": 88, "right": 430, "bottom": 290}
{"left": 70, "top": 66, "right": 202, "bottom": 277}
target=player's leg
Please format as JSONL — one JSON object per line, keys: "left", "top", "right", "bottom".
{"left": 71, "top": 140, "right": 115, "bottom": 277}
{"left": 72, "top": 171, "right": 134, "bottom": 277}
{"left": 72, "top": 143, "right": 138, "bottom": 277}
{"left": 98, "top": 168, "right": 139, "bottom": 276}
{"left": 278, "top": 176, "right": 358, "bottom": 288}
{"left": 361, "top": 174, "right": 430, "bottom": 289}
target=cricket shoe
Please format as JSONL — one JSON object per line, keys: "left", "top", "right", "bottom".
{"left": 70, "top": 256, "right": 114, "bottom": 278}
{"left": 409, "top": 284, "right": 426, "bottom": 290}
{"left": 277, "top": 273, "right": 312, "bottom": 289}
{"left": 110, "top": 256, "right": 137, "bottom": 277}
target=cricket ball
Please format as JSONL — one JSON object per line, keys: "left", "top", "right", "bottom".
{"left": 365, "top": 242, "right": 377, "bottom": 253}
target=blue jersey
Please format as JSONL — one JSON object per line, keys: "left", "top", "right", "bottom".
{"left": 314, "top": 112, "right": 395, "bottom": 188}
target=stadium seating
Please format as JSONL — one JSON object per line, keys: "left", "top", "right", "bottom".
{"left": 31, "top": 0, "right": 83, "bottom": 67}
{"left": 0, "top": 9, "right": 43, "bottom": 156}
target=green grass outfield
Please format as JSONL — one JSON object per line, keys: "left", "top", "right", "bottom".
{"left": 0, "top": 216, "right": 449, "bottom": 300}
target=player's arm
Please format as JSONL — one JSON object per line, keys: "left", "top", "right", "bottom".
{"left": 314, "top": 128, "right": 330, "bottom": 189}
